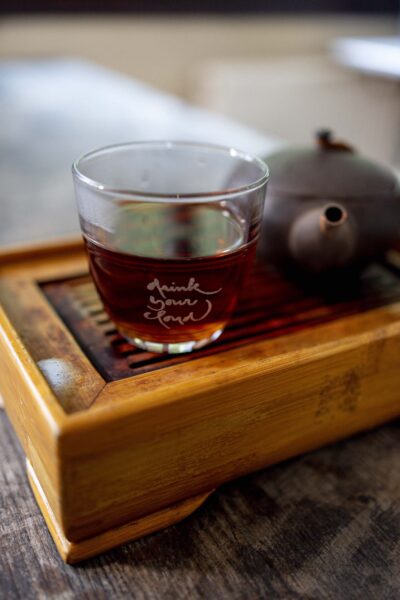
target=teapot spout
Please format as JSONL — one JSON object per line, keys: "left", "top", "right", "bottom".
{"left": 289, "top": 203, "right": 356, "bottom": 273}
{"left": 320, "top": 204, "right": 348, "bottom": 231}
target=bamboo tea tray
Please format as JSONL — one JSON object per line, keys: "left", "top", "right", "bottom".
{"left": 1, "top": 239, "right": 400, "bottom": 563}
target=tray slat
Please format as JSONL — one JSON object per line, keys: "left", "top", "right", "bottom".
{"left": 41, "top": 259, "right": 400, "bottom": 382}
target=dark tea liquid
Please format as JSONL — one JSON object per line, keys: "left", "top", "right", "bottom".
{"left": 83, "top": 204, "right": 256, "bottom": 350}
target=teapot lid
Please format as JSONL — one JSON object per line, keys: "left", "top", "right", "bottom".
{"left": 266, "top": 130, "right": 399, "bottom": 198}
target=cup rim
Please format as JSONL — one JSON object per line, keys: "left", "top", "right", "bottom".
{"left": 72, "top": 140, "right": 269, "bottom": 202}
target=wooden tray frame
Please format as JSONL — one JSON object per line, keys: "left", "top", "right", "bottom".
{"left": 1, "top": 239, "right": 400, "bottom": 563}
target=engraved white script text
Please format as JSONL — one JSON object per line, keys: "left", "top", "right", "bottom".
{"left": 144, "top": 277, "right": 221, "bottom": 329}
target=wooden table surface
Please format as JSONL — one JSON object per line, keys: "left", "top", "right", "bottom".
{"left": 0, "top": 59, "right": 277, "bottom": 247}
{"left": 2, "top": 407, "right": 399, "bottom": 599}
{"left": 1, "top": 60, "right": 399, "bottom": 599}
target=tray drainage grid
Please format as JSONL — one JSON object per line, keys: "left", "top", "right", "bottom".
{"left": 41, "top": 257, "right": 400, "bottom": 382}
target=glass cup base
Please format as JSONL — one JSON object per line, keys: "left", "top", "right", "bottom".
{"left": 121, "top": 328, "right": 224, "bottom": 354}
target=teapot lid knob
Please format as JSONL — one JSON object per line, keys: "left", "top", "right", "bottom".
{"left": 316, "top": 129, "right": 354, "bottom": 153}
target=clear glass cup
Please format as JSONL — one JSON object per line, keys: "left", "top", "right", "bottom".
{"left": 72, "top": 141, "right": 269, "bottom": 354}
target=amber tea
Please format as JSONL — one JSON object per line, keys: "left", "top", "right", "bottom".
{"left": 84, "top": 204, "right": 256, "bottom": 351}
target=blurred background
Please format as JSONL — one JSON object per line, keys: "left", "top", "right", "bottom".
{"left": 1, "top": 2, "right": 399, "bottom": 245}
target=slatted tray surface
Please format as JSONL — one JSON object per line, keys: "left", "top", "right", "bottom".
{"left": 41, "top": 257, "right": 400, "bottom": 382}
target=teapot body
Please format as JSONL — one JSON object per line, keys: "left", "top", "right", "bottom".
{"left": 260, "top": 192, "right": 400, "bottom": 273}
{"left": 260, "top": 132, "right": 400, "bottom": 274}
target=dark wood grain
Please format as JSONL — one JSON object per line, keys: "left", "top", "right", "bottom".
{"left": 1, "top": 406, "right": 399, "bottom": 599}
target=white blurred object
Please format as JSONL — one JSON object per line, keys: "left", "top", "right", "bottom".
{"left": 332, "top": 37, "right": 400, "bottom": 79}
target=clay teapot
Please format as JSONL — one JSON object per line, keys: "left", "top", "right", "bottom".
{"left": 259, "top": 130, "right": 400, "bottom": 274}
